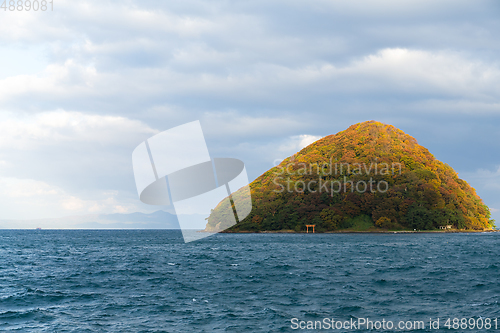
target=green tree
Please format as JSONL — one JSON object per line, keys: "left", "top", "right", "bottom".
{"left": 319, "top": 208, "right": 342, "bottom": 230}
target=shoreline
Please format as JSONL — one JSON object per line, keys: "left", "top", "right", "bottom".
{"left": 216, "top": 229, "right": 500, "bottom": 234}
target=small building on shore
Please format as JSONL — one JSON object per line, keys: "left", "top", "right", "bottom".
{"left": 439, "top": 225, "right": 453, "bottom": 230}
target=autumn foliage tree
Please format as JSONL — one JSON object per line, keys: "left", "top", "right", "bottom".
{"left": 206, "top": 121, "right": 494, "bottom": 232}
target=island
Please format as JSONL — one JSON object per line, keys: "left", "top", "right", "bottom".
{"left": 205, "top": 121, "right": 495, "bottom": 233}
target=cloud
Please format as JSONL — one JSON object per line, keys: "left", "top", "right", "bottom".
{"left": 1, "top": 0, "right": 500, "bottom": 223}
{"left": 0, "top": 177, "right": 138, "bottom": 219}
{"left": 407, "top": 100, "right": 500, "bottom": 115}
{"left": 2, "top": 46, "right": 499, "bottom": 116}
{"left": 201, "top": 112, "right": 308, "bottom": 139}
{"left": 0, "top": 110, "right": 160, "bottom": 219}
{"left": 0, "top": 109, "right": 158, "bottom": 149}
{"left": 279, "top": 135, "right": 323, "bottom": 153}
{"left": 348, "top": 48, "right": 500, "bottom": 97}
{"left": 461, "top": 166, "right": 500, "bottom": 191}
{"left": 457, "top": 166, "right": 500, "bottom": 222}
{"left": 1, "top": 177, "right": 60, "bottom": 198}
{"left": 221, "top": 134, "right": 324, "bottom": 179}
{"left": 0, "top": 1, "right": 215, "bottom": 43}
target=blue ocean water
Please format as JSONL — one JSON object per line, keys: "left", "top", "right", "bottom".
{"left": 1, "top": 231, "right": 499, "bottom": 332}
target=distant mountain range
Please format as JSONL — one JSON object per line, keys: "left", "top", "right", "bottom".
{"left": 0, "top": 211, "right": 207, "bottom": 229}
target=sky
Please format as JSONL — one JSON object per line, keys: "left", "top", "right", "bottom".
{"left": 0, "top": 0, "right": 500, "bottom": 225}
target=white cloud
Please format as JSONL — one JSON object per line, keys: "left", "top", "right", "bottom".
{"left": 0, "top": 110, "right": 158, "bottom": 149}
{"left": 278, "top": 134, "right": 323, "bottom": 153}
{"left": 0, "top": 1, "right": 215, "bottom": 43}
{"left": 0, "top": 177, "right": 138, "bottom": 220}
{"left": 2, "top": 47, "right": 499, "bottom": 113}
{"left": 0, "top": 110, "right": 159, "bottom": 221}
{"left": 0, "top": 0, "right": 499, "bottom": 223}
{"left": 1, "top": 177, "right": 60, "bottom": 198}
{"left": 347, "top": 48, "right": 500, "bottom": 97}
{"left": 0, "top": 60, "right": 102, "bottom": 103}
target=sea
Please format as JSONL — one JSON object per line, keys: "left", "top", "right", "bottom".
{"left": 1, "top": 230, "right": 499, "bottom": 332}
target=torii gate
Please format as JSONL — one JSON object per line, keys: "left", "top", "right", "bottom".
{"left": 306, "top": 225, "right": 316, "bottom": 233}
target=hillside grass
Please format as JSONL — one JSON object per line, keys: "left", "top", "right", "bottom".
{"left": 342, "top": 214, "right": 375, "bottom": 231}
